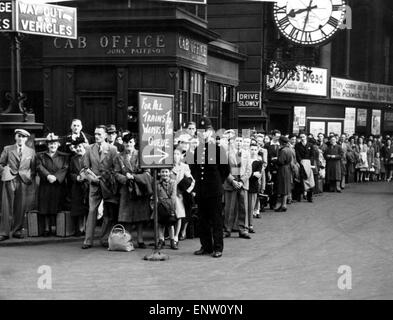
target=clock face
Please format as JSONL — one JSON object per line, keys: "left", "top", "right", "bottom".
{"left": 273, "top": 0, "right": 346, "bottom": 45}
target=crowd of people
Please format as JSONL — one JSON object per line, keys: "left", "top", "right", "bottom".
{"left": 0, "top": 117, "right": 392, "bottom": 258}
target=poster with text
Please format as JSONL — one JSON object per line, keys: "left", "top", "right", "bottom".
{"left": 357, "top": 108, "right": 368, "bottom": 127}
{"left": 344, "top": 107, "right": 356, "bottom": 136}
{"left": 371, "top": 109, "right": 381, "bottom": 135}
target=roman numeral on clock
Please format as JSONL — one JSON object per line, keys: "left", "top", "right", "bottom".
{"left": 278, "top": 16, "right": 290, "bottom": 29}
{"left": 275, "top": 5, "right": 287, "bottom": 14}
{"left": 332, "top": 5, "right": 342, "bottom": 11}
{"left": 303, "top": 32, "right": 312, "bottom": 42}
{"left": 289, "top": 27, "right": 300, "bottom": 40}
{"left": 328, "top": 16, "right": 340, "bottom": 27}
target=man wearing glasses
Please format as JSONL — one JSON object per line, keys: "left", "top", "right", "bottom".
{"left": 0, "top": 129, "right": 36, "bottom": 241}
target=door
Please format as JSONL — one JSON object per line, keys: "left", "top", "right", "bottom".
{"left": 77, "top": 95, "right": 115, "bottom": 135}
{"left": 269, "top": 113, "right": 290, "bottom": 134}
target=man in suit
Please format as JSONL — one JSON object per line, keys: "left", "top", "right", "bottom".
{"left": 106, "top": 124, "right": 124, "bottom": 153}
{"left": 266, "top": 130, "right": 281, "bottom": 209}
{"left": 82, "top": 125, "right": 119, "bottom": 249}
{"left": 189, "top": 117, "right": 230, "bottom": 258}
{"left": 223, "top": 135, "right": 252, "bottom": 239}
{"left": 60, "top": 119, "right": 93, "bottom": 155}
{"left": 0, "top": 129, "right": 36, "bottom": 241}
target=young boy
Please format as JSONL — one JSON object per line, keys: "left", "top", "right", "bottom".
{"left": 157, "top": 168, "right": 178, "bottom": 249}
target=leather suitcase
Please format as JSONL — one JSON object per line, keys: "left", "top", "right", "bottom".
{"left": 27, "top": 210, "right": 45, "bottom": 237}
{"left": 56, "top": 211, "right": 75, "bottom": 237}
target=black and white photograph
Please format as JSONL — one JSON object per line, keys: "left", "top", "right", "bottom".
{"left": 0, "top": 0, "right": 393, "bottom": 308}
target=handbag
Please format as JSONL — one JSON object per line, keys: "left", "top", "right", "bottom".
{"left": 157, "top": 182, "right": 177, "bottom": 225}
{"left": 108, "top": 224, "right": 134, "bottom": 252}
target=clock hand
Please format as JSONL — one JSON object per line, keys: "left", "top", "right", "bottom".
{"left": 288, "top": 5, "right": 318, "bottom": 18}
{"left": 301, "top": 0, "right": 313, "bottom": 37}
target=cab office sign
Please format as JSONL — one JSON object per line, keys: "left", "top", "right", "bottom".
{"left": 0, "top": 1, "right": 13, "bottom": 32}
{"left": 15, "top": 0, "right": 77, "bottom": 39}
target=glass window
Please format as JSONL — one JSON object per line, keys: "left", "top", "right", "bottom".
{"left": 191, "top": 71, "right": 203, "bottom": 125}
{"left": 207, "top": 82, "right": 220, "bottom": 129}
{"left": 177, "top": 69, "right": 189, "bottom": 129}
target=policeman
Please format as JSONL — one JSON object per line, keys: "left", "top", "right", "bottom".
{"left": 189, "top": 117, "right": 230, "bottom": 258}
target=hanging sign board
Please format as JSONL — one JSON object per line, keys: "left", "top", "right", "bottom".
{"left": 15, "top": 0, "right": 77, "bottom": 39}
{"left": 0, "top": 0, "right": 13, "bottom": 32}
{"left": 139, "top": 92, "right": 174, "bottom": 168}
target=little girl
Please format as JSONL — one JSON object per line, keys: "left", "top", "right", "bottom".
{"left": 157, "top": 168, "right": 178, "bottom": 250}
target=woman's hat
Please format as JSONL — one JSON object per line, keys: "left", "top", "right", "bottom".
{"left": 198, "top": 117, "right": 213, "bottom": 130}
{"left": 46, "top": 133, "right": 60, "bottom": 142}
{"left": 70, "top": 136, "right": 86, "bottom": 146}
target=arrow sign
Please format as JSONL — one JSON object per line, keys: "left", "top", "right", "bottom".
{"left": 138, "top": 92, "right": 174, "bottom": 169}
{"left": 144, "top": 148, "right": 170, "bottom": 164}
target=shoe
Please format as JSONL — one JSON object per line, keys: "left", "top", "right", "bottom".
{"left": 170, "top": 240, "right": 178, "bottom": 250}
{"left": 239, "top": 232, "right": 251, "bottom": 239}
{"left": 255, "top": 213, "right": 261, "bottom": 219}
{"left": 81, "top": 244, "right": 92, "bottom": 249}
{"left": 275, "top": 207, "right": 287, "bottom": 212}
{"left": 43, "top": 230, "right": 50, "bottom": 237}
{"left": 194, "top": 248, "right": 212, "bottom": 255}
{"left": 0, "top": 236, "right": 9, "bottom": 242}
{"left": 223, "top": 231, "right": 231, "bottom": 238}
{"left": 249, "top": 227, "right": 255, "bottom": 234}
{"left": 336, "top": 189, "right": 342, "bottom": 193}
{"left": 74, "top": 231, "right": 84, "bottom": 237}
{"left": 157, "top": 239, "right": 165, "bottom": 250}
{"left": 179, "top": 235, "right": 186, "bottom": 241}
{"left": 274, "top": 206, "right": 282, "bottom": 212}
{"left": 12, "top": 232, "right": 24, "bottom": 239}
{"left": 212, "top": 251, "right": 222, "bottom": 258}
{"left": 101, "top": 242, "right": 109, "bottom": 248}
{"left": 138, "top": 242, "right": 147, "bottom": 249}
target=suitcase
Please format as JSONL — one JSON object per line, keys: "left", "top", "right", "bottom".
{"left": 56, "top": 211, "right": 75, "bottom": 237}
{"left": 27, "top": 210, "right": 45, "bottom": 237}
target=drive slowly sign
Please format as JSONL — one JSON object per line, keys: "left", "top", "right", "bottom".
{"left": 0, "top": 1, "right": 13, "bottom": 31}
{"left": 237, "top": 91, "right": 261, "bottom": 108}
{"left": 139, "top": 92, "right": 174, "bottom": 168}
{"left": 15, "top": 0, "right": 77, "bottom": 39}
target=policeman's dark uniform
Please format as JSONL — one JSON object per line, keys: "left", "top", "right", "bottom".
{"left": 189, "top": 118, "right": 230, "bottom": 257}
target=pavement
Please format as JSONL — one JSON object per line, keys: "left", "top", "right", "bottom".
{"left": 1, "top": 182, "right": 393, "bottom": 300}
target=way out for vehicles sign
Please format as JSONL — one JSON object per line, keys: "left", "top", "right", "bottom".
{"left": 15, "top": 0, "right": 77, "bottom": 39}
{"left": 139, "top": 92, "right": 174, "bottom": 169}
{"left": 0, "top": 1, "right": 13, "bottom": 32}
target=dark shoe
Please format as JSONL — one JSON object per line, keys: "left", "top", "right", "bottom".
{"left": 0, "top": 236, "right": 9, "bottom": 242}
{"left": 157, "top": 239, "right": 165, "bottom": 250}
{"left": 170, "top": 240, "right": 178, "bottom": 250}
{"left": 179, "top": 235, "right": 186, "bottom": 241}
{"left": 212, "top": 251, "right": 222, "bottom": 258}
{"left": 194, "top": 248, "right": 212, "bottom": 255}
{"left": 249, "top": 227, "right": 255, "bottom": 234}
{"left": 274, "top": 206, "right": 282, "bottom": 212}
{"left": 336, "top": 188, "right": 342, "bottom": 193}
{"left": 255, "top": 213, "right": 261, "bottom": 219}
{"left": 81, "top": 244, "right": 92, "bottom": 249}
{"left": 12, "top": 232, "right": 24, "bottom": 239}
{"left": 239, "top": 232, "right": 251, "bottom": 239}
{"left": 138, "top": 242, "right": 147, "bottom": 249}
{"left": 74, "top": 231, "right": 84, "bottom": 237}
{"left": 101, "top": 242, "right": 109, "bottom": 248}
{"left": 223, "top": 231, "right": 231, "bottom": 238}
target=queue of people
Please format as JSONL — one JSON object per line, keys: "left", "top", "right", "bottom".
{"left": 0, "top": 117, "right": 392, "bottom": 259}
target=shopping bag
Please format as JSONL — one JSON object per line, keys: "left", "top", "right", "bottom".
{"left": 108, "top": 224, "right": 134, "bottom": 252}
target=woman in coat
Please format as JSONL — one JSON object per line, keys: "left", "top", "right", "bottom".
{"left": 37, "top": 133, "right": 69, "bottom": 236}
{"left": 324, "top": 136, "right": 344, "bottom": 192}
{"left": 274, "top": 136, "right": 293, "bottom": 212}
{"left": 69, "top": 137, "right": 89, "bottom": 236}
{"left": 366, "top": 139, "right": 375, "bottom": 181}
{"left": 355, "top": 137, "right": 368, "bottom": 182}
{"left": 171, "top": 147, "right": 195, "bottom": 244}
{"left": 114, "top": 133, "right": 152, "bottom": 249}
{"left": 346, "top": 136, "right": 357, "bottom": 184}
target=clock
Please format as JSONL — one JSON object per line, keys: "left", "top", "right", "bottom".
{"left": 273, "top": 0, "right": 346, "bottom": 45}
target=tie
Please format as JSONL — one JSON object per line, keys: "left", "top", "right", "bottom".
{"left": 18, "top": 146, "right": 22, "bottom": 158}
{"left": 98, "top": 146, "right": 102, "bottom": 157}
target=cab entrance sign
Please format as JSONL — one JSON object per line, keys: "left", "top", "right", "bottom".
{"left": 0, "top": 1, "right": 13, "bottom": 32}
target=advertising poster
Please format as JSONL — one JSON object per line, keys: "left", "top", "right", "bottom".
{"left": 327, "top": 122, "right": 342, "bottom": 135}
{"left": 344, "top": 107, "right": 356, "bottom": 136}
{"left": 357, "top": 108, "right": 368, "bottom": 127}
{"left": 309, "top": 121, "right": 325, "bottom": 138}
{"left": 293, "top": 106, "right": 306, "bottom": 134}
{"left": 371, "top": 109, "right": 381, "bottom": 135}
